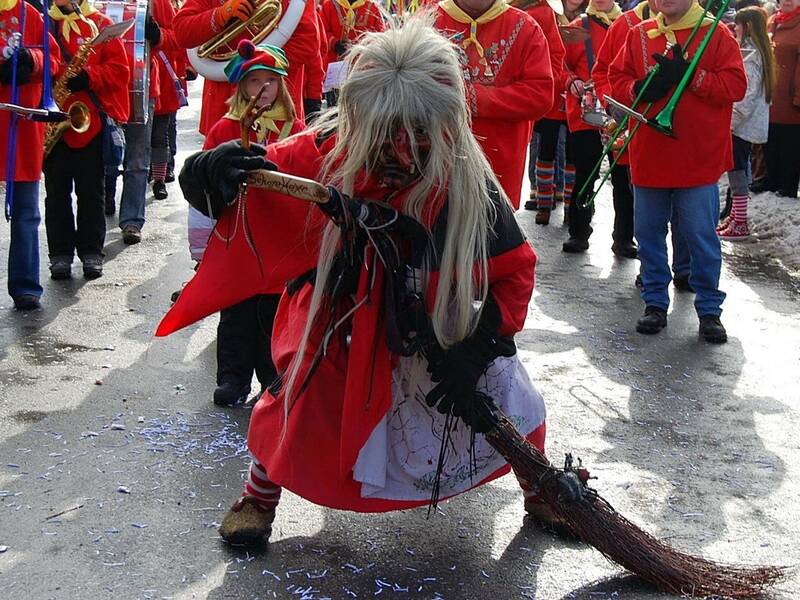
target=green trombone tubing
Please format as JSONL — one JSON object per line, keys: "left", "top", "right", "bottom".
{"left": 572, "top": 0, "right": 727, "bottom": 209}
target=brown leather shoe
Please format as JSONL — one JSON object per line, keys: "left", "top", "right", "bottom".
{"left": 219, "top": 496, "right": 276, "bottom": 546}
{"left": 122, "top": 225, "right": 142, "bottom": 245}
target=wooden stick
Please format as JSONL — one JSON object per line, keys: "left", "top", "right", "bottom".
{"left": 239, "top": 83, "right": 271, "bottom": 150}
{"left": 44, "top": 503, "right": 84, "bottom": 521}
{"left": 246, "top": 169, "right": 331, "bottom": 204}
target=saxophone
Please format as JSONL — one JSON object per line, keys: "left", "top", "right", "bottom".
{"left": 43, "top": 38, "right": 93, "bottom": 157}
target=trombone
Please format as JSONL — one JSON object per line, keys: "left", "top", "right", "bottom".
{"left": 574, "top": 0, "right": 731, "bottom": 210}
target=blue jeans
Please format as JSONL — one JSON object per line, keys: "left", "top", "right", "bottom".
{"left": 7, "top": 181, "right": 42, "bottom": 300}
{"left": 119, "top": 100, "right": 155, "bottom": 230}
{"left": 670, "top": 206, "right": 690, "bottom": 277}
{"left": 634, "top": 184, "right": 726, "bottom": 317}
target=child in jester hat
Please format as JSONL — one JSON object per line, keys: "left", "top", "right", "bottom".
{"left": 193, "top": 39, "right": 305, "bottom": 407}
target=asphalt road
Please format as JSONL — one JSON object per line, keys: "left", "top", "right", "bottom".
{"left": 1, "top": 88, "right": 798, "bottom": 600}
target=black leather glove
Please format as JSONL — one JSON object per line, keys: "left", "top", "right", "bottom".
{"left": 303, "top": 98, "right": 322, "bottom": 121}
{"left": 424, "top": 295, "right": 516, "bottom": 433}
{"left": 333, "top": 40, "right": 349, "bottom": 57}
{"left": 145, "top": 16, "right": 161, "bottom": 46}
{"left": 184, "top": 66, "right": 198, "bottom": 81}
{"left": 66, "top": 69, "right": 90, "bottom": 93}
{"left": 178, "top": 141, "right": 275, "bottom": 218}
{"left": 633, "top": 74, "right": 672, "bottom": 103}
{"left": 653, "top": 43, "right": 689, "bottom": 85}
{"left": 0, "top": 49, "right": 34, "bottom": 85}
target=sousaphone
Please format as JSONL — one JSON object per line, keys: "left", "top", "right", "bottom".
{"left": 188, "top": 0, "right": 306, "bottom": 82}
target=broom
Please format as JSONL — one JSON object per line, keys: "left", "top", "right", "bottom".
{"left": 475, "top": 393, "right": 785, "bottom": 598}
{"left": 241, "top": 169, "right": 786, "bottom": 597}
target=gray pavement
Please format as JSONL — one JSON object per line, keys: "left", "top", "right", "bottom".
{"left": 1, "top": 90, "right": 799, "bottom": 600}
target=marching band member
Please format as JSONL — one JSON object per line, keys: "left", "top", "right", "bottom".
{"left": 434, "top": 0, "right": 555, "bottom": 210}
{"left": 44, "top": 0, "right": 129, "bottom": 279}
{"left": 0, "top": 0, "right": 60, "bottom": 309}
{"left": 318, "top": 0, "right": 384, "bottom": 106}
{"left": 593, "top": 0, "right": 693, "bottom": 286}
{"left": 609, "top": 0, "right": 746, "bottom": 342}
{"left": 173, "top": 0, "right": 324, "bottom": 135}
{"left": 560, "top": 0, "right": 622, "bottom": 253}
{"left": 150, "top": 0, "right": 188, "bottom": 201}
{"left": 523, "top": 0, "right": 569, "bottom": 223}
{"left": 203, "top": 41, "right": 305, "bottom": 406}
{"left": 115, "top": 4, "right": 167, "bottom": 244}
{"left": 168, "top": 20, "right": 549, "bottom": 544}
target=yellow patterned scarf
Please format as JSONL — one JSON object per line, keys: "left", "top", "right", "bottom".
{"left": 0, "top": 0, "right": 19, "bottom": 13}
{"left": 647, "top": 1, "right": 712, "bottom": 45}
{"left": 336, "top": 0, "right": 368, "bottom": 29}
{"left": 439, "top": 0, "right": 508, "bottom": 76}
{"left": 49, "top": 0, "right": 99, "bottom": 43}
{"left": 227, "top": 101, "right": 291, "bottom": 143}
{"left": 586, "top": 2, "right": 622, "bottom": 26}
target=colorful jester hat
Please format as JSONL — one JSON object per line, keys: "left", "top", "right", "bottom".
{"left": 224, "top": 39, "right": 290, "bottom": 84}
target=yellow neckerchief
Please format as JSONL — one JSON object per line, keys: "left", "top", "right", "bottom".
{"left": 439, "top": 0, "right": 509, "bottom": 77}
{"left": 0, "top": 0, "right": 18, "bottom": 13}
{"left": 586, "top": 2, "right": 622, "bottom": 27}
{"left": 335, "top": 0, "right": 368, "bottom": 29}
{"left": 49, "top": 0, "right": 99, "bottom": 43}
{"left": 633, "top": 1, "right": 654, "bottom": 20}
{"left": 227, "top": 100, "right": 292, "bottom": 143}
{"left": 648, "top": 1, "right": 712, "bottom": 45}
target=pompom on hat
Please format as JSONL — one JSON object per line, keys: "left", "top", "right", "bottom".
{"left": 224, "top": 40, "right": 290, "bottom": 83}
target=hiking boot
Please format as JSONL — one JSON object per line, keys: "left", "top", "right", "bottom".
{"left": 213, "top": 381, "right": 251, "bottom": 407}
{"left": 535, "top": 209, "right": 551, "bottom": 225}
{"left": 122, "top": 225, "right": 142, "bottom": 245}
{"left": 153, "top": 181, "right": 168, "bottom": 200}
{"left": 13, "top": 294, "right": 41, "bottom": 311}
{"left": 562, "top": 237, "right": 589, "bottom": 253}
{"left": 524, "top": 199, "right": 538, "bottom": 211}
{"left": 636, "top": 306, "right": 667, "bottom": 334}
{"left": 718, "top": 220, "right": 750, "bottom": 241}
{"left": 49, "top": 256, "right": 72, "bottom": 280}
{"left": 219, "top": 496, "right": 276, "bottom": 546}
{"left": 699, "top": 314, "right": 727, "bottom": 344}
{"left": 611, "top": 241, "right": 638, "bottom": 259}
{"left": 82, "top": 255, "right": 103, "bottom": 279}
{"left": 673, "top": 274, "right": 694, "bottom": 293}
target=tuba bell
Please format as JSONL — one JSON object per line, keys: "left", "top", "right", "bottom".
{"left": 187, "top": 0, "right": 307, "bottom": 82}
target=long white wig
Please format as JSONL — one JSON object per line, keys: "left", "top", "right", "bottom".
{"left": 282, "top": 16, "right": 506, "bottom": 406}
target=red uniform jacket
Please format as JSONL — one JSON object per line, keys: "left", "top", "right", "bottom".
{"left": 204, "top": 114, "right": 305, "bottom": 148}
{"left": 525, "top": 1, "right": 566, "bottom": 123}
{"left": 57, "top": 11, "right": 130, "bottom": 148}
{"left": 564, "top": 13, "right": 611, "bottom": 133}
{"left": 158, "top": 130, "right": 542, "bottom": 511}
{"left": 434, "top": 3, "right": 554, "bottom": 209}
{"left": 173, "top": 0, "right": 324, "bottom": 134}
{"left": 318, "top": 0, "right": 384, "bottom": 68}
{"left": 0, "top": 0, "right": 61, "bottom": 181}
{"left": 152, "top": 0, "right": 186, "bottom": 115}
{"left": 609, "top": 20, "right": 746, "bottom": 187}
{"left": 592, "top": 3, "right": 652, "bottom": 165}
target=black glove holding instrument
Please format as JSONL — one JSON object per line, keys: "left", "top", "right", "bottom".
{"left": 632, "top": 44, "right": 690, "bottom": 104}
{"left": 333, "top": 40, "right": 349, "bottom": 57}
{"left": 179, "top": 141, "right": 275, "bottom": 218}
{"left": 66, "top": 69, "right": 91, "bottom": 93}
{"left": 424, "top": 294, "right": 516, "bottom": 433}
{"left": 0, "top": 48, "right": 34, "bottom": 85}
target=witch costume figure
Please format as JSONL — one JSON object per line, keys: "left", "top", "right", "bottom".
{"left": 163, "top": 18, "right": 556, "bottom": 545}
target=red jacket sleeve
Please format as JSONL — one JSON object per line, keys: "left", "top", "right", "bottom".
{"left": 472, "top": 17, "right": 554, "bottom": 121}
{"left": 593, "top": 17, "right": 628, "bottom": 103}
{"left": 688, "top": 26, "right": 747, "bottom": 106}
{"left": 152, "top": 0, "right": 183, "bottom": 53}
{"left": 488, "top": 242, "right": 536, "bottom": 336}
{"left": 173, "top": 0, "right": 217, "bottom": 48}
{"left": 85, "top": 37, "right": 130, "bottom": 100}
{"left": 608, "top": 27, "right": 640, "bottom": 105}
{"left": 526, "top": 4, "right": 565, "bottom": 115}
